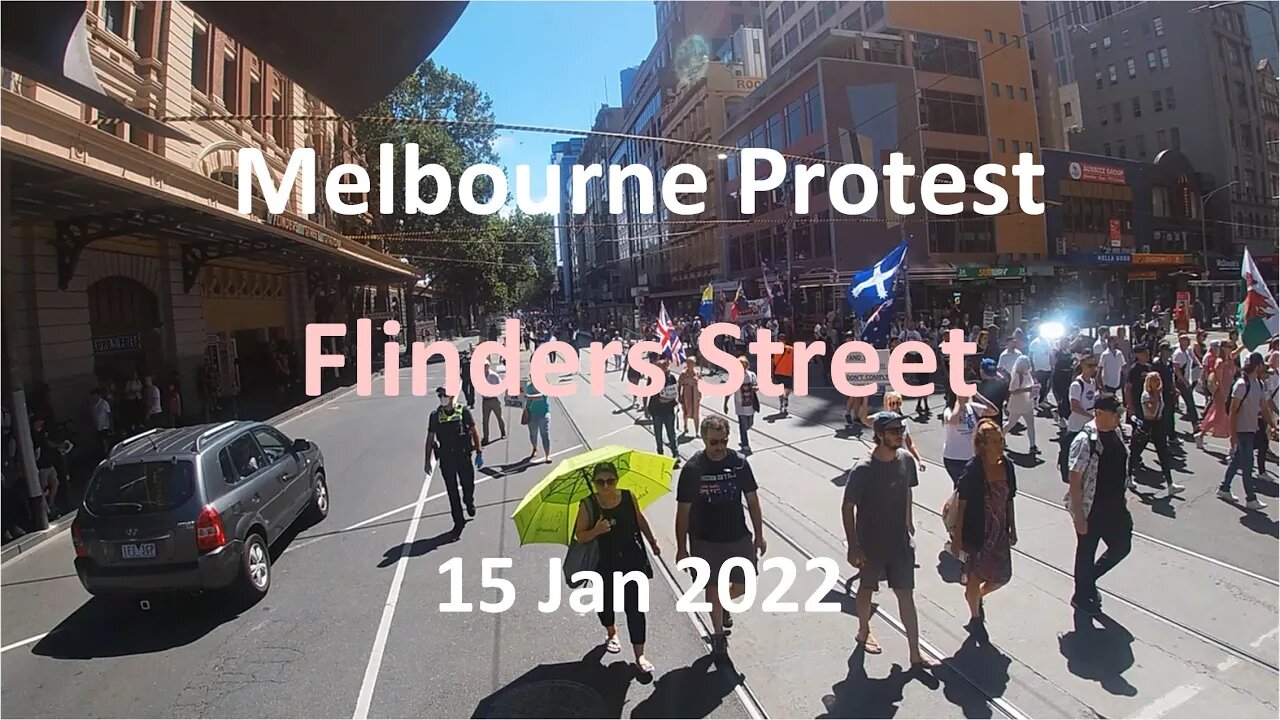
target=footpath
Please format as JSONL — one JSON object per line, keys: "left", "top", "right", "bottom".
{"left": 549, "top": 347, "right": 1278, "bottom": 719}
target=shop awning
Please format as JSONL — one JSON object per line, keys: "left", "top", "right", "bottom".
{"left": 5, "top": 154, "right": 419, "bottom": 292}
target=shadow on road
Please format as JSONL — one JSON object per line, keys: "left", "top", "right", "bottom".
{"left": 378, "top": 530, "right": 459, "bottom": 567}
{"left": 631, "top": 654, "right": 744, "bottom": 718}
{"left": 1239, "top": 511, "right": 1279, "bottom": 538}
{"left": 819, "top": 647, "right": 937, "bottom": 719}
{"left": 472, "top": 645, "right": 634, "bottom": 718}
{"left": 1058, "top": 612, "right": 1137, "bottom": 696}
{"left": 31, "top": 591, "right": 255, "bottom": 660}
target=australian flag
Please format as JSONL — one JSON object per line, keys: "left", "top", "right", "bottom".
{"left": 861, "top": 297, "right": 895, "bottom": 349}
{"left": 846, "top": 242, "right": 907, "bottom": 320}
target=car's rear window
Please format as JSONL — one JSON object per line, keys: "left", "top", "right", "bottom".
{"left": 84, "top": 461, "right": 196, "bottom": 516}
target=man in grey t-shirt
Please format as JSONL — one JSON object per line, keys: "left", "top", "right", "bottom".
{"left": 1219, "top": 353, "right": 1276, "bottom": 510}
{"left": 841, "top": 412, "right": 938, "bottom": 669}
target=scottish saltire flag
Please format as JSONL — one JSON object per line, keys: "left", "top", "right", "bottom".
{"left": 699, "top": 284, "right": 715, "bottom": 323}
{"left": 861, "top": 298, "right": 895, "bottom": 349}
{"left": 656, "top": 302, "right": 686, "bottom": 363}
{"left": 846, "top": 242, "right": 907, "bottom": 320}
{"left": 1238, "top": 248, "right": 1278, "bottom": 350}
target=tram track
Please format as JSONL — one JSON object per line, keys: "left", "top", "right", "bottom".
{"left": 566, "top": 368, "right": 1026, "bottom": 720}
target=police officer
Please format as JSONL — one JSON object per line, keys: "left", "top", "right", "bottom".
{"left": 425, "top": 386, "right": 483, "bottom": 537}
{"left": 460, "top": 345, "right": 477, "bottom": 408}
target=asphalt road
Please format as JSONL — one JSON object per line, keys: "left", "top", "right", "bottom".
{"left": 2, "top": 344, "right": 1276, "bottom": 719}
{"left": 0, "top": 359, "right": 747, "bottom": 719}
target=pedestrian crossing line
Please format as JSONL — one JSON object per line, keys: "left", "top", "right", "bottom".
{"left": 0, "top": 632, "right": 48, "bottom": 654}
{"left": 1134, "top": 683, "right": 1202, "bottom": 719}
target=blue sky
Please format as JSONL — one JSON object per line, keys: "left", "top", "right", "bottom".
{"left": 432, "top": 1, "right": 658, "bottom": 206}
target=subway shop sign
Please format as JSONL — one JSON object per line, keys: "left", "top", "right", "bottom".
{"left": 956, "top": 267, "right": 1029, "bottom": 280}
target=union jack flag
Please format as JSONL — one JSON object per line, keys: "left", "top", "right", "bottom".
{"left": 656, "top": 302, "right": 686, "bottom": 363}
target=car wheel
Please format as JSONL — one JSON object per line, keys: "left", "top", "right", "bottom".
{"left": 237, "top": 533, "right": 271, "bottom": 600}
{"left": 306, "top": 472, "right": 329, "bottom": 523}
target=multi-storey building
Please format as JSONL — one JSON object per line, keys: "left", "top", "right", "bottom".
{"left": 657, "top": 60, "right": 765, "bottom": 314}
{"left": 1, "top": 1, "right": 442, "bottom": 422}
{"left": 1068, "top": 2, "right": 1278, "bottom": 259}
{"left": 549, "top": 138, "right": 584, "bottom": 306}
{"left": 1259, "top": 59, "right": 1279, "bottom": 221}
{"left": 736, "top": 1, "right": 1045, "bottom": 321}
{"left": 569, "top": 104, "right": 626, "bottom": 326}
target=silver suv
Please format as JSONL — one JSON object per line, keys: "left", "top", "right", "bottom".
{"left": 71, "top": 420, "right": 328, "bottom": 602}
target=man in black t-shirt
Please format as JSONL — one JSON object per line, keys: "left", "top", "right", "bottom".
{"left": 977, "top": 359, "right": 1009, "bottom": 426}
{"left": 1124, "top": 346, "right": 1151, "bottom": 421}
{"left": 676, "top": 415, "right": 765, "bottom": 659}
{"left": 648, "top": 358, "right": 679, "bottom": 464}
{"left": 425, "top": 387, "right": 483, "bottom": 537}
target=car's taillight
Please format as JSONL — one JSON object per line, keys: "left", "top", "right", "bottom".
{"left": 196, "top": 505, "right": 226, "bottom": 551}
{"left": 70, "top": 519, "right": 87, "bottom": 558}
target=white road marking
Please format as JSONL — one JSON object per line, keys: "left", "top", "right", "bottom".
{"left": 1216, "top": 656, "right": 1240, "bottom": 672}
{"left": 1, "top": 633, "right": 48, "bottom": 654}
{"left": 1134, "top": 684, "right": 1201, "bottom": 718}
{"left": 1250, "top": 625, "right": 1278, "bottom": 647}
{"left": 597, "top": 425, "right": 637, "bottom": 440}
{"left": 352, "top": 467, "right": 435, "bottom": 719}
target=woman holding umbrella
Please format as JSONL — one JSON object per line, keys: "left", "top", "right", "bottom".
{"left": 573, "top": 461, "right": 661, "bottom": 675}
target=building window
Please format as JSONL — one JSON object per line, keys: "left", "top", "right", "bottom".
{"left": 1102, "top": 35, "right": 1112, "bottom": 49}
{"left": 1005, "top": 83, "right": 1014, "bottom": 98}
{"left": 222, "top": 51, "right": 238, "bottom": 112}
{"left": 271, "top": 90, "right": 286, "bottom": 143}
{"left": 785, "top": 98, "right": 804, "bottom": 144}
{"left": 1013, "top": 139, "right": 1021, "bottom": 153}
{"left": 1147, "top": 50, "right": 1157, "bottom": 70}
{"left": 799, "top": 9, "right": 817, "bottom": 40}
{"left": 1126, "top": 57, "right": 1136, "bottom": 78}
{"left": 865, "top": 0, "right": 884, "bottom": 25}
{"left": 818, "top": 1, "right": 836, "bottom": 24}
{"left": 913, "top": 33, "right": 980, "bottom": 77}
{"left": 1170, "top": 126, "right": 1180, "bottom": 149}
{"left": 1159, "top": 46, "right": 1170, "bottom": 68}
{"left": 1117, "top": 138, "right": 1127, "bottom": 158}
{"left": 1095, "top": 70, "right": 1104, "bottom": 89}
{"left": 1108, "top": 64, "right": 1117, "bottom": 84}
{"left": 784, "top": 26, "right": 799, "bottom": 53}
{"left": 1025, "top": 141, "right": 1034, "bottom": 156}
{"left": 780, "top": 0, "right": 796, "bottom": 22}
{"left": 841, "top": 8, "right": 863, "bottom": 30}
{"left": 1015, "top": 35, "right": 1022, "bottom": 48}
{"left": 1121, "top": 29, "right": 1130, "bottom": 46}
{"left": 1164, "top": 86, "right": 1176, "bottom": 109}
{"left": 804, "top": 85, "right": 822, "bottom": 134}
{"left": 1064, "top": 101, "right": 1073, "bottom": 117}
{"left": 1104, "top": 142, "right": 1112, "bottom": 156}
{"left": 767, "top": 112, "right": 784, "bottom": 150}
{"left": 1132, "top": 96, "right": 1141, "bottom": 117}
{"left": 770, "top": 41, "right": 784, "bottom": 67}
{"left": 928, "top": 213, "right": 995, "bottom": 253}
{"left": 1242, "top": 123, "right": 1253, "bottom": 150}
{"left": 985, "top": 29, "right": 993, "bottom": 42}
{"left": 1090, "top": 42, "right": 1099, "bottom": 58}
{"left": 1136, "top": 134, "right": 1147, "bottom": 158}
{"left": 1114, "top": 101, "right": 1123, "bottom": 123}
{"left": 1153, "top": 16, "right": 1164, "bottom": 36}
{"left": 1236, "top": 81, "right": 1248, "bottom": 108}
{"left": 767, "top": 8, "right": 781, "bottom": 33}
{"left": 1152, "top": 90, "right": 1163, "bottom": 112}
{"left": 919, "top": 89, "right": 986, "bottom": 135}
{"left": 991, "top": 82, "right": 1000, "bottom": 97}
{"left": 999, "top": 31, "right": 1007, "bottom": 44}
{"left": 1157, "top": 128, "right": 1167, "bottom": 148}
{"left": 1019, "top": 86, "right": 1028, "bottom": 100}
{"left": 1099, "top": 105, "right": 1108, "bottom": 125}
{"left": 997, "top": 138, "right": 1007, "bottom": 152}
{"left": 249, "top": 68, "right": 262, "bottom": 131}
{"left": 103, "top": 1, "right": 128, "bottom": 38}
{"left": 191, "top": 20, "right": 210, "bottom": 93}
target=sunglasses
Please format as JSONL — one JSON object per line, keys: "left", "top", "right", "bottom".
{"left": 704, "top": 437, "right": 730, "bottom": 447}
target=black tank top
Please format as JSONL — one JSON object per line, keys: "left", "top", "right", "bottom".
{"left": 590, "top": 490, "right": 646, "bottom": 573}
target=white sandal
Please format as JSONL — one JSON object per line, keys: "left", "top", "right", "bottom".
{"left": 605, "top": 636, "right": 621, "bottom": 653}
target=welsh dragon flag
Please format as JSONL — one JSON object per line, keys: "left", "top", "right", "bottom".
{"left": 1237, "top": 248, "right": 1278, "bottom": 350}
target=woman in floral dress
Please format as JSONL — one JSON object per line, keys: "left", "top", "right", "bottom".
{"left": 952, "top": 419, "right": 1017, "bottom": 639}
{"left": 1196, "top": 341, "right": 1237, "bottom": 447}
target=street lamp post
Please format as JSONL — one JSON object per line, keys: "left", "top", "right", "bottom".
{"left": 1200, "top": 179, "right": 1238, "bottom": 272}
{"left": 894, "top": 122, "right": 929, "bottom": 325}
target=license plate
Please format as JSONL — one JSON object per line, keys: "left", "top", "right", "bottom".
{"left": 120, "top": 542, "right": 157, "bottom": 560}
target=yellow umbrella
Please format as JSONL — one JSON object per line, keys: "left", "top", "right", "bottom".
{"left": 510, "top": 445, "right": 675, "bottom": 546}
